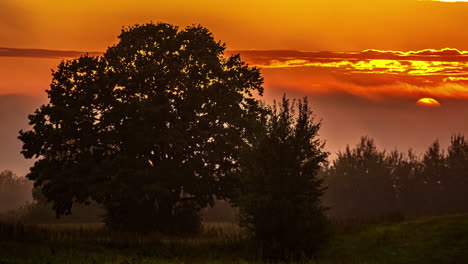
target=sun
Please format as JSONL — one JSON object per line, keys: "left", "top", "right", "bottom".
{"left": 416, "top": 98, "right": 441, "bottom": 107}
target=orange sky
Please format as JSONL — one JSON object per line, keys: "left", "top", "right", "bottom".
{"left": 3, "top": 47, "right": 468, "bottom": 100}
{"left": 3, "top": 0, "right": 468, "bottom": 98}
{"left": 3, "top": 0, "right": 468, "bottom": 51}
{"left": 2, "top": 0, "right": 468, "bottom": 174}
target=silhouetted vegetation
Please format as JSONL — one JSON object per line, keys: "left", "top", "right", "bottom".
{"left": 326, "top": 137, "right": 399, "bottom": 219}
{"left": 0, "top": 170, "right": 31, "bottom": 214}
{"left": 201, "top": 200, "right": 237, "bottom": 222}
{"left": 18, "top": 22, "right": 263, "bottom": 234}
{"left": 325, "top": 135, "right": 468, "bottom": 220}
{"left": 231, "top": 96, "right": 329, "bottom": 258}
{"left": 19, "top": 187, "right": 104, "bottom": 224}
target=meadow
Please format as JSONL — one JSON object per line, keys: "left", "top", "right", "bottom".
{"left": 1, "top": 214, "right": 467, "bottom": 264}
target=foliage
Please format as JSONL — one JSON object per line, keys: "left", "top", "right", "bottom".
{"left": 326, "top": 137, "right": 398, "bottom": 219}
{"left": 19, "top": 187, "right": 104, "bottom": 224}
{"left": 18, "top": 22, "right": 263, "bottom": 233}
{"left": 233, "top": 95, "right": 329, "bottom": 258}
{"left": 201, "top": 200, "right": 237, "bottom": 222}
{"left": 412, "top": 135, "right": 468, "bottom": 216}
{"left": 441, "top": 135, "right": 468, "bottom": 213}
{"left": 0, "top": 170, "right": 32, "bottom": 213}
{"left": 325, "top": 134, "right": 468, "bottom": 220}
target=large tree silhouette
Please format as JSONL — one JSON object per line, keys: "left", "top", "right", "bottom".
{"left": 19, "top": 23, "right": 263, "bottom": 232}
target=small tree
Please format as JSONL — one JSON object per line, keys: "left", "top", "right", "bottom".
{"left": 233, "top": 96, "right": 329, "bottom": 258}
{"left": 19, "top": 22, "right": 263, "bottom": 233}
{"left": 418, "top": 140, "right": 446, "bottom": 215}
{"left": 390, "top": 149, "right": 422, "bottom": 216}
{"left": 442, "top": 135, "right": 468, "bottom": 213}
{"left": 0, "top": 170, "right": 32, "bottom": 213}
{"left": 326, "top": 137, "right": 398, "bottom": 219}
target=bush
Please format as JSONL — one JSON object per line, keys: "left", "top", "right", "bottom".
{"left": 233, "top": 96, "right": 329, "bottom": 259}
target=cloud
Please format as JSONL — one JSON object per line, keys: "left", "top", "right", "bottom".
{"left": 0, "top": 47, "right": 101, "bottom": 59}
{"left": 225, "top": 48, "right": 468, "bottom": 100}
{"left": 4, "top": 46, "right": 468, "bottom": 101}
{"left": 228, "top": 48, "right": 468, "bottom": 67}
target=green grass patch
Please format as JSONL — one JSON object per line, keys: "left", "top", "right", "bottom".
{"left": 1, "top": 215, "right": 468, "bottom": 263}
{"left": 320, "top": 214, "right": 468, "bottom": 264}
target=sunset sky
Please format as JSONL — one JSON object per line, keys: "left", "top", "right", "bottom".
{"left": 2, "top": 0, "right": 468, "bottom": 174}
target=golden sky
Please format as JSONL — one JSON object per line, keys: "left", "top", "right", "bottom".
{"left": 2, "top": 0, "right": 468, "bottom": 98}
{"left": 227, "top": 48, "right": 468, "bottom": 100}
{"left": 2, "top": 0, "right": 468, "bottom": 51}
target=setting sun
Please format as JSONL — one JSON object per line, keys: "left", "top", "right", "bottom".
{"left": 416, "top": 97, "right": 441, "bottom": 107}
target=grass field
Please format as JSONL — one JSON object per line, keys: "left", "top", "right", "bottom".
{"left": 1, "top": 215, "right": 468, "bottom": 263}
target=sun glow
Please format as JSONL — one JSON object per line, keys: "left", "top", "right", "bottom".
{"left": 416, "top": 98, "right": 441, "bottom": 107}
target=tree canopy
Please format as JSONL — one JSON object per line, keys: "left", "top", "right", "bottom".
{"left": 19, "top": 22, "right": 263, "bottom": 232}
{"left": 326, "top": 137, "right": 398, "bottom": 219}
{"left": 233, "top": 96, "right": 329, "bottom": 258}
{"left": 0, "top": 170, "right": 32, "bottom": 213}
{"left": 325, "top": 135, "right": 468, "bottom": 219}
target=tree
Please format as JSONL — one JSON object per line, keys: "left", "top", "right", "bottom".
{"left": 20, "top": 187, "right": 104, "bottom": 224}
{"left": 443, "top": 135, "right": 468, "bottom": 213}
{"left": 326, "top": 137, "right": 398, "bottom": 219}
{"left": 417, "top": 140, "right": 446, "bottom": 215}
{"left": 19, "top": 23, "right": 263, "bottom": 233}
{"left": 389, "top": 149, "right": 422, "bottom": 216}
{"left": 232, "top": 96, "right": 329, "bottom": 258}
{"left": 0, "top": 170, "right": 32, "bottom": 213}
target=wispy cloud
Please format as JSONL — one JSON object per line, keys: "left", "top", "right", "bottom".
{"left": 0, "top": 47, "right": 101, "bottom": 59}
{"left": 226, "top": 48, "right": 468, "bottom": 100}
{"left": 227, "top": 48, "right": 468, "bottom": 73}
{"left": 4, "top": 46, "right": 468, "bottom": 101}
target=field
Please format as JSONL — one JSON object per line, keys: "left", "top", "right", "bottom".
{"left": 1, "top": 215, "right": 468, "bottom": 264}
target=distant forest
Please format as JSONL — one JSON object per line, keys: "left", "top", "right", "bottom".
{"left": 3, "top": 134, "right": 468, "bottom": 222}
{"left": 324, "top": 135, "right": 468, "bottom": 219}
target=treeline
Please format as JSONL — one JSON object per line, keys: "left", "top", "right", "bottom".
{"left": 0, "top": 170, "right": 104, "bottom": 223}
{"left": 0, "top": 170, "right": 31, "bottom": 214}
{"left": 6, "top": 135, "right": 468, "bottom": 224}
{"left": 325, "top": 135, "right": 468, "bottom": 219}
{"left": 0, "top": 172, "right": 232, "bottom": 223}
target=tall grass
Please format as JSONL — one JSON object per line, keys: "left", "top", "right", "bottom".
{"left": 2, "top": 214, "right": 468, "bottom": 263}
{"left": 0, "top": 220, "right": 262, "bottom": 262}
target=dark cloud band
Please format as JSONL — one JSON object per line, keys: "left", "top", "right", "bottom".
{"left": 0, "top": 47, "right": 101, "bottom": 59}
{"left": 3, "top": 46, "right": 468, "bottom": 99}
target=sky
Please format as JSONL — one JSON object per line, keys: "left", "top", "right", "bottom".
{"left": 1, "top": 0, "right": 468, "bottom": 175}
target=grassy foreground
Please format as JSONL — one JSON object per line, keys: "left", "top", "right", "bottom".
{"left": 320, "top": 214, "right": 468, "bottom": 264}
{"left": 1, "top": 214, "right": 468, "bottom": 263}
